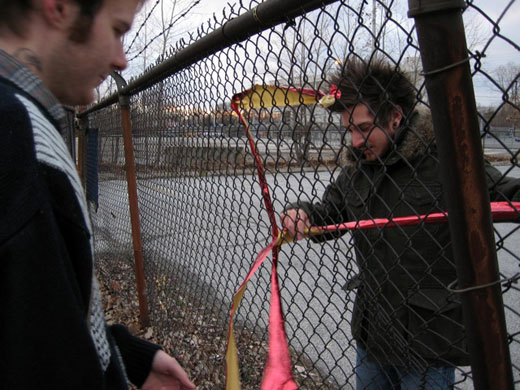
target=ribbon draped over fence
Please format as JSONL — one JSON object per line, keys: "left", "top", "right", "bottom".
{"left": 226, "top": 85, "right": 315, "bottom": 390}
{"left": 225, "top": 84, "right": 520, "bottom": 390}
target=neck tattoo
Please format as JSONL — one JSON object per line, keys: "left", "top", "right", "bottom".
{"left": 13, "top": 48, "right": 42, "bottom": 73}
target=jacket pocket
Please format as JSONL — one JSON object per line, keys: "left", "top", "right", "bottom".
{"left": 406, "top": 288, "right": 469, "bottom": 365}
{"left": 345, "top": 185, "right": 370, "bottom": 212}
{"left": 345, "top": 186, "right": 379, "bottom": 243}
{"left": 400, "top": 183, "right": 443, "bottom": 217}
{"left": 398, "top": 183, "right": 446, "bottom": 261}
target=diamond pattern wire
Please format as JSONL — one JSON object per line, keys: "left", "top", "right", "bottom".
{"left": 83, "top": 1, "right": 520, "bottom": 388}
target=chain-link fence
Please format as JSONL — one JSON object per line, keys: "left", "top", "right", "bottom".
{"left": 78, "top": 0, "right": 520, "bottom": 388}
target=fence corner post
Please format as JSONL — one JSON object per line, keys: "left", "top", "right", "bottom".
{"left": 111, "top": 71, "right": 150, "bottom": 328}
{"left": 77, "top": 112, "right": 88, "bottom": 189}
{"left": 408, "top": 1, "right": 514, "bottom": 389}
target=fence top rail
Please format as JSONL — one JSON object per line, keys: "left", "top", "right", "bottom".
{"left": 78, "top": 0, "right": 339, "bottom": 118}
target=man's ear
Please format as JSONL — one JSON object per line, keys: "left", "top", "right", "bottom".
{"left": 391, "top": 105, "right": 403, "bottom": 128}
{"left": 40, "top": 0, "right": 76, "bottom": 29}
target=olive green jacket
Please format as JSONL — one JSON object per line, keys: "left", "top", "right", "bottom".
{"left": 296, "top": 110, "right": 520, "bottom": 368}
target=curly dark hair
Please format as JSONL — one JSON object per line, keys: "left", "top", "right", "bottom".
{"left": 329, "top": 56, "right": 417, "bottom": 127}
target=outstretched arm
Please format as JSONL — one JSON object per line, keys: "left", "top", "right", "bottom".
{"left": 281, "top": 169, "right": 352, "bottom": 242}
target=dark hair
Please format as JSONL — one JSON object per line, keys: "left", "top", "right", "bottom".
{"left": 68, "top": 1, "right": 105, "bottom": 43}
{"left": 329, "top": 56, "right": 417, "bottom": 126}
{"left": 0, "top": 0, "right": 104, "bottom": 41}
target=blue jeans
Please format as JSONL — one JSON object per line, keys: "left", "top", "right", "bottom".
{"left": 356, "top": 347, "right": 455, "bottom": 390}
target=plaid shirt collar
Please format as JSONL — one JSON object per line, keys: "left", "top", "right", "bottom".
{"left": 0, "top": 49, "right": 66, "bottom": 126}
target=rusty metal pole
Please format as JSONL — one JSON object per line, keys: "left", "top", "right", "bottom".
{"left": 77, "top": 116, "right": 87, "bottom": 188}
{"left": 111, "top": 71, "right": 150, "bottom": 328}
{"left": 408, "top": 1, "right": 513, "bottom": 388}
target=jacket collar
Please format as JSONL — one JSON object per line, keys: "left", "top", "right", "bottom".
{"left": 0, "top": 49, "right": 65, "bottom": 126}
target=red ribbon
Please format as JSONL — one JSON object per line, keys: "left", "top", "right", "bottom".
{"left": 227, "top": 98, "right": 298, "bottom": 390}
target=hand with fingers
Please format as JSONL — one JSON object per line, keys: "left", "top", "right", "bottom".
{"left": 280, "top": 208, "right": 311, "bottom": 241}
{"left": 142, "top": 350, "right": 196, "bottom": 390}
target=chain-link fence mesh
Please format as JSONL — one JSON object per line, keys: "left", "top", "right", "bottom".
{"left": 90, "top": 105, "right": 138, "bottom": 292}
{"left": 81, "top": 0, "right": 520, "bottom": 388}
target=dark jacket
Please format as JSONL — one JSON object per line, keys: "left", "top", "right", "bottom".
{"left": 296, "top": 109, "right": 520, "bottom": 368}
{"left": 0, "top": 57, "right": 160, "bottom": 389}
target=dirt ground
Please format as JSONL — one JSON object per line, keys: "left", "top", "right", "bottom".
{"left": 97, "top": 266, "right": 332, "bottom": 390}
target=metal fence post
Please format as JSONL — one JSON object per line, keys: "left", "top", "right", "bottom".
{"left": 63, "top": 106, "right": 77, "bottom": 161}
{"left": 110, "top": 71, "right": 150, "bottom": 328}
{"left": 408, "top": 1, "right": 514, "bottom": 389}
{"left": 77, "top": 115, "right": 87, "bottom": 188}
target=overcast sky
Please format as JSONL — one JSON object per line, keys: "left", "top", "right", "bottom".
{"left": 464, "top": 0, "right": 519, "bottom": 106}
{"left": 113, "top": 0, "right": 518, "bottom": 108}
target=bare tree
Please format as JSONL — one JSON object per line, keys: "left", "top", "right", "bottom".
{"left": 153, "top": 0, "right": 181, "bottom": 167}
{"left": 267, "top": 4, "right": 355, "bottom": 166}
{"left": 121, "top": 0, "right": 184, "bottom": 167}
{"left": 494, "top": 62, "right": 520, "bottom": 132}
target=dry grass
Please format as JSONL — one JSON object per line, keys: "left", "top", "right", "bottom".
{"left": 97, "top": 260, "right": 334, "bottom": 389}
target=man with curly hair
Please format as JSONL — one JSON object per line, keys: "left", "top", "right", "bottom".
{"left": 281, "top": 56, "right": 520, "bottom": 389}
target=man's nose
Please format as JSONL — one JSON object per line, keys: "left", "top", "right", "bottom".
{"left": 112, "top": 42, "right": 128, "bottom": 71}
{"left": 351, "top": 130, "right": 365, "bottom": 149}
